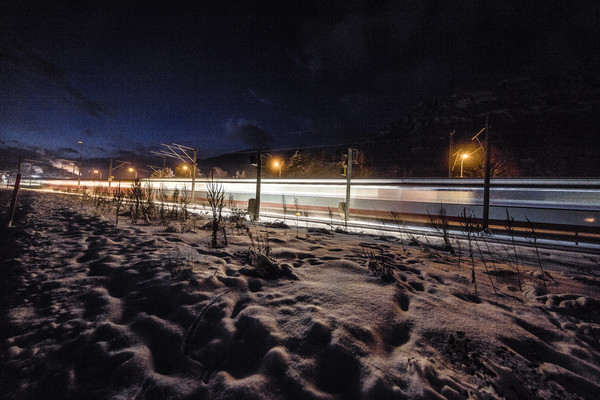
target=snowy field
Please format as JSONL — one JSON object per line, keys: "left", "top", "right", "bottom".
{"left": 1, "top": 189, "right": 599, "bottom": 400}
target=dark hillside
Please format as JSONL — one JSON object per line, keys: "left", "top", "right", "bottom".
{"left": 367, "top": 73, "right": 600, "bottom": 177}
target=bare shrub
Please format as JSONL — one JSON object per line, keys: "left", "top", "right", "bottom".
{"left": 112, "top": 185, "right": 126, "bottom": 225}
{"left": 526, "top": 217, "right": 547, "bottom": 290}
{"left": 294, "top": 196, "right": 300, "bottom": 238}
{"left": 339, "top": 202, "right": 348, "bottom": 230}
{"left": 375, "top": 207, "right": 392, "bottom": 240}
{"left": 504, "top": 209, "right": 523, "bottom": 292}
{"left": 281, "top": 193, "right": 288, "bottom": 223}
{"left": 141, "top": 183, "right": 155, "bottom": 224}
{"left": 80, "top": 187, "right": 89, "bottom": 207}
{"left": 92, "top": 186, "right": 102, "bottom": 209}
{"left": 171, "top": 187, "right": 180, "bottom": 219}
{"left": 227, "top": 194, "right": 248, "bottom": 234}
{"left": 157, "top": 184, "right": 169, "bottom": 225}
{"left": 240, "top": 227, "right": 294, "bottom": 279}
{"left": 128, "top": 178, "right": 144, "bottom": 223}
{"left": 363, "top": 248, "right": 395, "bottom": 282}
{"left": 162, "top": 249, "right": 196, "bottom": 279}
{"left": 180, "top": 187, "right": 190, "bottom": 221}
{"left": 328, "top": 207, "right": 335, "bottom": 233}
{"left": 101, "top": 189, "right": 112, "bottom": 211}
{"left": 460, "top": 208, "right": 478, "bottom": 295}
{"left": 207, "top": 177, "right": 225, "bottom": 248}
{"left": 474, "top": 234, "right": 498, "bottom": 296}
{"left": 428, "top": 203, "right": 454, "bottom": 254}
{"left": 303, "top": 210, "right": 310, "bottom": 238}
{"left": 390, "top": 210, "right": 406, "bottom": 251}
{"left": 248, "top": 226, "right": 271, "bottom": 259}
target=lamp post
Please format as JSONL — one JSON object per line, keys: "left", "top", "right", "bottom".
{"left": 129, "top": 167, "right": 137, "bottom": 180}
{"left": 273, "top": 161, "right": 282, "bottom": 178}
{"left": 449, "top": 130, "right": 455, "bottom": 178}
{"left": 93, "top": 169, "right": 100, "bottom": 188}
{"left": 460, "top": 153, "right": 469, "bottom": 178}
{"left": 482, "top": 115, "right": 491, "bottom": 231}
{"left": 253, "top": 150, "right": 262, "bottom": 220}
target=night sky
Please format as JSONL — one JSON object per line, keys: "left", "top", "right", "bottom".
{"left": 2, "top": 1, "right": 599, "bottom": 163}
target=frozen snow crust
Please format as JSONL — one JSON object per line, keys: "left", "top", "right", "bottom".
{"left": 1, "top": 190, "right": 600, "bottom": 399}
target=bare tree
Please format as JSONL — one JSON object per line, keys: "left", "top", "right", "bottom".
{"left": 128, "top": 178, "right": 144, "bottom": 223}
{"left": 180, "top": 186, "right": 190, "bottom": 221}
{"left": 142, "top": 183, "right": 155, "bottom": 224}
{"left": 171, "top": 187, "right": 180, "bottom": 219}
{"left": 207, "top": 177, "right": 225, "bottom": 248}
{"left": 157, "top": 184, "right": 169, "bottom": 225}
{"left": 112, "top": 185, "right": 126, "bottom": 225}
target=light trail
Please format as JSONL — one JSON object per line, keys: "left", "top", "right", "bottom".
{"left": 24, "top": 177, "right": 600, "bottom": 244}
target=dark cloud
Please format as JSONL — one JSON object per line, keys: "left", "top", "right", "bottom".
{"left": 1, "top": 37, "right": 110, "bottom": 118}
{"left": 225, "top": 119, "right": 274, "bottom": 149}
{"left": 299, "top": 0, "right": 600, "bottom": 91}
{"left": 58, "top": 147, "right": 78, "bottom": 155}
{"left": 1, "top": 1, "right": 599, "bottom": 160}
{"left": 0, "top": 142, "right": 62, "bottom": 164}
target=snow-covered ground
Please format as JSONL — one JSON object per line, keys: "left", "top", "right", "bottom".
{"left": 1, "top": 190, "right": 599, "bottom": 399}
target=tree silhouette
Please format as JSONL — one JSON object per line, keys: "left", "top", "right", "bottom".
{"left": 287, "top": 151, "right": 307, "bottom": 177}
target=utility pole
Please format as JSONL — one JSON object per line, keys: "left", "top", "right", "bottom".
{"left": 254, "top": 150, "right": 262, "bottom": 220}
{"left": 482, "top": 115, "right": 491, "bottom": 232}
{"left": 449, "top": 131, "right": 455, "bottom": 178}
{"left": 344, "top": 148, "right": 355, "bottom": 223}
{"left": 191, "top": 149, "right": 197, "bottom": 203}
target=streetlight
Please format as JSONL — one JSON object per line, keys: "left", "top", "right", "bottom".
{"left": 273, "top": 161, "right": 282, "bottom": 178}
{"left": 93, "top": 169, "right": 101, "bottom": 188}
{"left": 128, "top": 167, "right": 137, "bottom": 179}
{"left": 460, "top": 153, "right": 469, "bottom": 178}
{"left": 182, "top": 164, "right": 191, "bottom": 177}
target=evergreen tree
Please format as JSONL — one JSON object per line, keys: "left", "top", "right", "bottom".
{"left": 288, "top": 150, "right": 307, "bottom": 177}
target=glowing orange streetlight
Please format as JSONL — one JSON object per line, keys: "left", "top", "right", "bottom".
{"left": 460, "top": 153, "right": 469, "bottom": 178}
{"left": 128, "top": 167, "right": 137, "bottom": 179}
{"left": 93, "top": 169, "right": 102, "bottom": 179}
{"left": 273, "top": 160, "right": 282, "bottom": 178}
